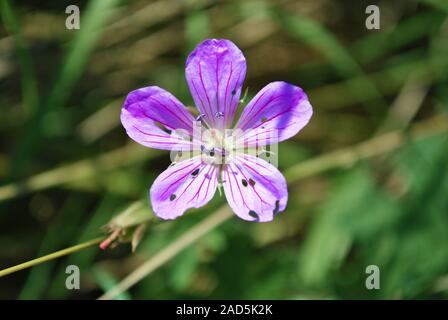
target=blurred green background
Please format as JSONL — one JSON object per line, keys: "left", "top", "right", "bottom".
{"left": 1, "top": 0, "right": 448, "bottom": 299}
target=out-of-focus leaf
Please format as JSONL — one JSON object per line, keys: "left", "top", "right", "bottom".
{"left": 420, "top": 0, "right": 448, "bottom": 12}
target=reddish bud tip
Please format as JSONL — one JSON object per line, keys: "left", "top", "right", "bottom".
{"left": 99, "top": 238, "right": 111, "bottom": 250}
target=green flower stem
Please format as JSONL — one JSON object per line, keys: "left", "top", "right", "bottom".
{"left": 0, "top": 237, "right": 103, "bottom": 278}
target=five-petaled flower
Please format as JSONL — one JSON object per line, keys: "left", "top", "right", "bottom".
{"left": 121, "top": 39, "right": 313, "bottom": 222}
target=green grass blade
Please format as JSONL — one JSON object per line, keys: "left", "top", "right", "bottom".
{"left": 0, "top": 0, "right": 39, "bottom": 116}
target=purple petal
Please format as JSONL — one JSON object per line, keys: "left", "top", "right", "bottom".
{"left": 150, "top": 156, "right": 219, "bottom": 220}
{"left": 121, "top": 86, "right": 196, "bottom": 150}
{"left": 236, "top": 81, "right": 312, "bottom": 146}
{"left": 186, "top": 39, "right": 246, "bottom": 130}
{"left": 222, "top": 154, "right": 287, "bottom": 222}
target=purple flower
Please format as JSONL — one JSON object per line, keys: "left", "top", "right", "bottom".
{"left": 121, "top": 39, "right": 313, "bottom": 222}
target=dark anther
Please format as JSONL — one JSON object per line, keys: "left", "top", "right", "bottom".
{"left": 273, "top": 200, "right": 280, "bottom": 215}
{"left": 248, "top": 210, "right": 259, "bottom": 220}
{"left": 215, "top": 111, "right": 224, "bottom": 118}
{"left": 195, "top": 114, "right": 205, "bottom": 121}
{"left": 242, "top": 179, "right": 248, "bottom": 187}
{"left": 249, "top": 178, "right": 256, "bottom": 186}
{"left": 209, "top": 149, "right": 215, "bottom": 157}
{"left": 170, "top": 194, "right": 177, "bottom": 201}
{"left": 231, "top": 89, "right": 236, "bottom": 95}
{"left": 191, "top": 169, "right": 200, "bottom": 176}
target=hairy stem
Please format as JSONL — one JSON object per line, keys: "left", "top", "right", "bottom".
{"left": 0, "top": 237, "right": 103, "bottom": 278}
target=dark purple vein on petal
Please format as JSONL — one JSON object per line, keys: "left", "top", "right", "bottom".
{"left": 149, "top": 97, "right": 193, "bottom": 131}
{"left": 198, "top": 62, "right": 215, "bottom": 128}
{"left": 160, "top": 162, "right": 202, "bottom": 198}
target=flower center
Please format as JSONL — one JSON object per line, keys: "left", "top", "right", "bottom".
{"left": 200, "top": 128, "right": 236, "bottom": 165}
